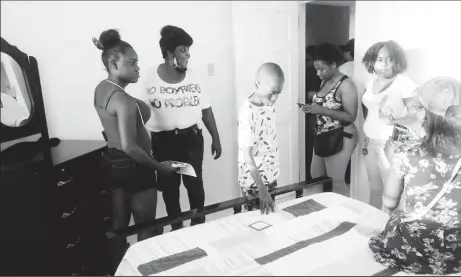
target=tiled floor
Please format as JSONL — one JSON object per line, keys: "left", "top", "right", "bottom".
{"left": 127, "top": 182, "right": 349, "bottom": 245}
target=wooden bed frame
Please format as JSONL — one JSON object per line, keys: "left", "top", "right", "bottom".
{"left": 106, "top": 177, "right": 333, "bottom": 239}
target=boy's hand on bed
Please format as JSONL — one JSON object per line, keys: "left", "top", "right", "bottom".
{"left": 259, "top": 189, "right": 275, "bottom": 215}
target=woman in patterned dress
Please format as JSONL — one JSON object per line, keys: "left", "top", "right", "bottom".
{"left": 369, "top": 77, "right": 461, "bottom": 275}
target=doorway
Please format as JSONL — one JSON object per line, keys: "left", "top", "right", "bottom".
{"left": 298, "top": 0, "right": 356, "bottom": 196}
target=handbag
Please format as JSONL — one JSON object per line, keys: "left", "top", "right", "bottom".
{"left": 314, "top": 128, "right": 353, "bottom": 157}
{"left": 402, "top": 158, "right": 461, "bottom": 223}
{"left": 312, "top": 75, "right": 352, "bottom": 158}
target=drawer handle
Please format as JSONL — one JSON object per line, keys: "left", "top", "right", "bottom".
{"left": 71, "top": 266, "right": 84, "bottom": 276}
{"left": 62, "top": 207, "right": 78, "bottom": 219}
{"left": 57, "top": 177, "right": 74, "bottom": 187}
{"left": 104, "top": 216, "right": 112, "bottom": 222}
{"left": 66, "top": 237, "right": 81, "bottom": 249}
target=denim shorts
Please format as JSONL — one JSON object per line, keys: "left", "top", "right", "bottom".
{"left": 100, "top": 148, "right": 157, "bottom": 192}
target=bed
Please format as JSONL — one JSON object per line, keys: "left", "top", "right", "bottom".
{"left": 112, "top": 181, "right": 458, "bottom": 276}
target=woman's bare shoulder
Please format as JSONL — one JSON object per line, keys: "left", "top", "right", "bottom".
{"left": 105, "top": 90, "right": 137, "bottom": 116}
{"left": 94, "top": 81, "right": 116, "bottom": 107}
{"left": 338, "top": 76, "right": 358, "bottom": 95}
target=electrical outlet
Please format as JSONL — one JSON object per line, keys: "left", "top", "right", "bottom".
{"left": 207, "top": 63, "right": 214, "bottom": 76}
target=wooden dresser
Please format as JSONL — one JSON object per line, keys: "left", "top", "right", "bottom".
{"left": 49, "top": 139, "right": 111, "bottom": 276}
{"left": 0, "top": 38, "right": 115, "bottom": 276}
{"left": 2, "top": 140, "right": 114, "bottom": 276}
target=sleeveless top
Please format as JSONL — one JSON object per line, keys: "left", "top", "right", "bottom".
{"left": 94, "top": 81, "right": 147, "bottom": 150}
{"left": 312, "top": 75, "right": 348, "bottom": 135}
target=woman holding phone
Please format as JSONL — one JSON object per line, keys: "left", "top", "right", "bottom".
{"left": 301, "top": 43, "right": 358, "bottom": 194}
{"left": 361, "top": 40, "right": 417, "bottom": 210}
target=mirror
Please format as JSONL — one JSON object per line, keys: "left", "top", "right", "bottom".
{"left": 1, "top": 52, "right": 34, "bottom": 127}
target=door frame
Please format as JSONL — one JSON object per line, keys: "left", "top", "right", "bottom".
{"left": 297, "top": 0, "right": 355, "bottom": 183}
{"left": 298, "top": 1, "right": 308, "bottom": 183}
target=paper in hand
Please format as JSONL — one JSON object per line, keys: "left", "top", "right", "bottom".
{"left": 170, "top": 161, "right": 197, "bottom": 177}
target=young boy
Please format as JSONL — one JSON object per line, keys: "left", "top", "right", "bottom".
{"left": 236, "top": 62, "right": 285, "bottom": 214}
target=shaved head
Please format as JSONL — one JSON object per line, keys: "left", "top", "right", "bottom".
{"left": 256, "top": 62, "right": 285, "bottom": 83}
{"left": 252, "top": 62, "right": 285, "bottom": 106}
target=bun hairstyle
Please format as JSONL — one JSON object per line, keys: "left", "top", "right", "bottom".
{"left": 159, "top": 25, "right": 193, "bottom": 58}
{"left": 93, "top": 29, "right": 121, "bottom": 50}
{"left": 92, "top": 29, "right": 132, "bottom": 70}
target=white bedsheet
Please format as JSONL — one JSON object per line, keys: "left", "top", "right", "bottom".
{"left": 114, "top": 193, "right": 455, "bottom": 276}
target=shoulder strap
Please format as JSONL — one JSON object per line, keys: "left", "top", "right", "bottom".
{"left": 403, "top": 157, "right": 461, "bottom": 222}
{"left": 104, "top": 89, "right": 120, "bottom": 110}
{"left": 332, "top": 75, "right": 348, "bottom": 91}
{"left": 135, "top": 102, "right": 145, "bottom": 126}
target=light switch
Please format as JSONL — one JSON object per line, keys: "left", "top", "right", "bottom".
{"left": 207, "top": 63, "right": 214, "bottom": 76}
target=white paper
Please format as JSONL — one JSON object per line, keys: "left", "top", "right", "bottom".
{"left": 169, "top": 161, "right": 197, "bottom": 177}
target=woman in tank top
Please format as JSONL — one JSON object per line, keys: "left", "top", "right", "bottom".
{"left": 92, "top": 29, "right": 177, "bottom": 268}
{"left": 361, "top": 40, "right": 417, "bottom": 210}
{"left": 301, "top": 43, "right": 359, "bottom": 195}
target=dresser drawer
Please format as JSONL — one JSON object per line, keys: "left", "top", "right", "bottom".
{"left": 54, "top": 165, "right": 84, "bottom": 214}
{"left": 69, "top": 266, "right": 85, "bottom": 276}
{"left": 56, "top": 188, "right": 81, "bottom": 214}
{"left": 56, "top": 207, "right": 81, "bottom": 239}
{"left": 54, "top": 233, "right": 81, "bottom": 252}
{"left": 98, "top": 188, "right": 112, "bottom": 213}
{"left": 55, "top": 166, "right": 77, "bottom": 186}
{"left": 102, "top": 215, "right": 113, "bottom": 231}
{"left": 55, "top": 235, "right": 83, "bottom": 275}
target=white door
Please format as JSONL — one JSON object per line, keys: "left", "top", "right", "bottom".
{"left": 232, "top": 1, "right": 301, "bottom": 188}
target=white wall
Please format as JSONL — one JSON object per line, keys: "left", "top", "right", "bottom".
{"left": 1, "top": 1, "right": 239, "bottom": 217}
{"left": 349, "top": 4, "right": 355, "bottom": 39}
{"left": 350, "top": 0, "right": 461, "bottom": 202}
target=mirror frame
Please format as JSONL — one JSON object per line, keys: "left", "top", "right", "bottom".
{"left": 0, "top": 37, "right": 50, "bottom": 144}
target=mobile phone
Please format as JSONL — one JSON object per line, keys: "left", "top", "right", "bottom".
{"left": 297, "top": 102, "right": 306, "bottom": 108}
